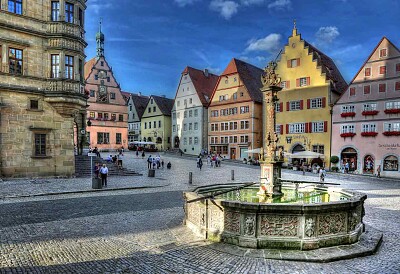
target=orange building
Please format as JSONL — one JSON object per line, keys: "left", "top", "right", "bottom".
{"left": 208, "top": 58, "right": 264, "bottom": 160}
{"left": 84, "top": 24, "right": 128, "bottom": 150}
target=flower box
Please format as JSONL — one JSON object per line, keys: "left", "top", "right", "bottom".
{"left": 340, "top": 132, "right": 356, "bottom": 138}
{"left": 383, "top": 131, "right": 400, "bottom": 136}
{"left": 362, "top": 110, "right": 379, "bottom": 116}
{"left": 384, "top": 109, "right": 400, "bottom": 114}
{"left": 361, "top": 132, "right": 378, "bottom": 137}
{"left": 341, "top": 112, "right": 356, "bottom": 117}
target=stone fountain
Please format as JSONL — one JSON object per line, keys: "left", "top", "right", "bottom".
{"left": 183, "top": 62, "right": 380, "bottom": 256}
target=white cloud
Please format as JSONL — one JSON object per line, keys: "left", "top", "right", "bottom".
{"left": 210, "top": 0, "right": 239, "bottom": 20}
{"left": 174, "top": 0, "right": 200, "bottom": 7}
{"left": 88, "top": 0, "right": 112, "bottom": 14}
{"left": 245, "top": 33, "right": 282, "bottom": 53}
{"left": 267, "top": 0, "right": 291, "bottom": 10}
{"left": 315, "top": 26, "right": 340, "bottom": 44}
{"left": 241, "top": 0, "right": 265, "bottom": 5}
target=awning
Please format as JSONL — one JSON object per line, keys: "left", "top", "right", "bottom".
{"left": 290, "top": 151, "right": 325, "bottom": 159}
{"left": 130, "top": 141, "right": 156, "bottom": 145}
{"left": 244, "top": 148, "right": 261, "bottom": 153}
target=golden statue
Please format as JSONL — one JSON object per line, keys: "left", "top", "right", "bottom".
{"left": 261, "top": 61, "right": 281, "bottom": 87}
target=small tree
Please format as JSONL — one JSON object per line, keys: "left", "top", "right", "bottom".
{"left": 330, "top": 156, "right": 339, "bottom": 164}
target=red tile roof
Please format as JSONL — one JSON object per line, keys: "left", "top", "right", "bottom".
{"left": 84, "top": 57, "right": 98, "bottom": 80}
{"left": 219, "top": 58, "right": 264, "bottom": 103}
{"left": 182, "top": 67, "right": 219, "bottom": 106}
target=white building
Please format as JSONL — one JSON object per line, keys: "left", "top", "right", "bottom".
{"left": 127, "top": 93, "right": 149, "bottom": 143}
{"left": 171, "top": 67, "right": 218, "bottom": 155}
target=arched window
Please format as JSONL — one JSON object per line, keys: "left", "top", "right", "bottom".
{"left": 156, "top": 137, "right": 162, "bottom": 144}
{"left": 383, "top": 155, "right": 398, "bottom": 171}
{"left": 143, "top": 137, "right": 147, "bottom": 142}
{"left": 147, "top": 137, "right": 152, "bottom": 142}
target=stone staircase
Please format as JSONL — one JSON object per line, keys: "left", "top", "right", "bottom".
{"left": 74, "top": 155, "right": 142, "bottom": 178}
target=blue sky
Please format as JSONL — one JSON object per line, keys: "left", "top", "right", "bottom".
{"left": 85, "top": 0, "right": 400, "bottom": 98}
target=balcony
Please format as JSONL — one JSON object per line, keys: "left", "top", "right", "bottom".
{"left": 48, "top": 38, "right": 85, "bottom": 52}
{"left": 46, "top": 80, "right": 83, "bottom": 94}
{"left": 47, "top": 22, "right": 85, "bottom": 40}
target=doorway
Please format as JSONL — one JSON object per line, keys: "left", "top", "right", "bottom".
{"left": 174, "top": 136, "right": 180, "bottom": 148}
{"left": 230, "top": 148, "right": 236, "bottom": 160}
{"left": 341, "top": 147, "right": 358, "bottom": 172}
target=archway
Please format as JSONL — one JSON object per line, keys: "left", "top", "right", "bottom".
{"left": 383, "top": 155, "right": 398, "bottom": 171}
{"left": 174, "top": 136, "right": 180, "bottom": 148}
{"left": 291, "top": 144, "right": 306, "bottom": 166}
{"left": 341, "top": 147, "right": 357, "bottom": 172}
{"left": 156, "top": 137, "right": 162, "bottom": 144}
{"left": 363, "top": 155, "right": 374, "bottom": 174}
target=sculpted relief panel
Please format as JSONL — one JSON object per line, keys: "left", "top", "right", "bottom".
{"left": 259, "top": 215, "right": 299, "bottom": 237}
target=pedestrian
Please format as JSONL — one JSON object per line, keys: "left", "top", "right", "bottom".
{"left": 161, "top": 159, "right": 164, "bottom": 169}
{"left": 142, "top": 151, "right": 145, "bottom": 158}
{"left": 196, "top": 156, "right": 201, "bottom": 168}
{"left": 376, "top": 165, "right": 381, "bottom": 178}
{"left": 147, "top": 155, "right": 152, "bottom": 169}
{"left": 207, "top": 155, "right": 211, "bottom": 166}
{"left": 198, "top": 158, "right": 203, "bottom": 170}
{"left": 167, "top": 162, "right": 172, "bottom": 169}
{"left": 319, "top": 167, "right": 326, "bottom": 183}
{"left": 136, "top": 150, "right": 139, "bottom": 158}
{"left": 117, "top": 152, "right": 123, "bottom": 169}
{"left": 94, "top": 163, "right": 100, "bottom": 178}
{"left": 100, "top": 164, "right": 109, "bottom": 187}
{"left": 345, "top": 162, "right": 349, "bottom": 173}
{"left": 302, "top": 164, "right": 306, "bottom": 175}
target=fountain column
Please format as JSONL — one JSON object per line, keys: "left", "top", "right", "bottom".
{"left": 258, "top": 61, "right": 284, "bottom": 198}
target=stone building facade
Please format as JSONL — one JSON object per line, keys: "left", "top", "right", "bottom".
{"left": 208, "top": 58, "right": 264, "bottom": 160}
{"left": 84, "top": 25, "right": 128, "bottom": 151}
{"left": 275, "top": 25, "right": 347, "bottom": 168}
{"left": 0, "top": 0, "right": 88, "bottom": 177}
{"left": 332, "top": 37, "right": 400, "bottom": 178}
{"left": 171, "top": 67, "right": 218, "bottom": 155}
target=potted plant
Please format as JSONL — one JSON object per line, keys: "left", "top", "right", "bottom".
{"left": 330, "top": 156, "right": 339, "bottom": 172}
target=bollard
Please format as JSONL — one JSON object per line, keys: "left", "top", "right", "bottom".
{"left": 189, "top": 172, "right": 192, "bottom": 184}
{"left": 231, "top": 170, "right": 234, "bottom": 181}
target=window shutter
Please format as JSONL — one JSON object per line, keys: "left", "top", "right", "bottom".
{"left": 305, "top": 123, "right": 309, "bottom": 133}
{"left": 297, "top": 58, "right": 300, "bottom": 66}
{"left": 322, "top": 97, "right": 326, "bottom": 108}
{"left": 286, "top": 102, "right": 290, "bottom": 111}
{"left": 296, "top": 78, "right": 300, "bottom": 87}
{"left": 287, "top": 80, "right": 290, "bottom": 89}
{"left": 279, "top": 102, "right": 283, "bottom": 112}
{"left": 306, "top": 77, "right": 311, "bottom": 86}
{"left": 307, "top": 99, "right": 310, "bottom": 109}
{"left": 324, "top": 121, "right": 328, "bottom": 132}
{"left": 287, "top": 60, "right": 291, "bottom": 68}
{"left": 280, "top": 125, "right": 283, "bottom": 134}
{"left": 309, "top": 122, "right": 313, "bottom": 133}
{"left": 300, "top": 100, "right": 303, "bottom": 110}
{"left": 286, "top": 124, "right": 289, "bottom": 134}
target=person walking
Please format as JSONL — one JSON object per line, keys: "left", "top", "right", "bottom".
{"left": 100, "top": 164, "right": 109, "bottom": 187}
{"left": 376, "top": 165, "right": 381, "bottom": 178}
{"left": 147, "top": 155, "right": 152, "bottom": 169}
{"left": 94, "top": 163, "right": 100, "bottom": 178}
{"left": 142, "top": 151, "right": 145, "bottom": 159}
{"left": 161, "top": 159, "right": 164, "bottom": 169}
{"left": 136, "top": 150, "right": 139, "bottom": 158}
{"left": 198, "top": 158, "right": 203, "bottom": 170}
{"left": 319, "top": 167, "right": 326, "bottom": 183}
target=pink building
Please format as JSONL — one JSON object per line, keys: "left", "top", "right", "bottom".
{"left": 332, "top": 37, "right": 400, "bottom": 178}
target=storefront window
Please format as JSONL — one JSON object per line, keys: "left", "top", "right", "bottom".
{"left": 383, "top": 155, "right": 398, "bottom": 171}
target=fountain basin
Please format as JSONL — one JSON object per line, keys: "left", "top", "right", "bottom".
{"left": 183, "top": 183, "right": 366, "bottom": 250}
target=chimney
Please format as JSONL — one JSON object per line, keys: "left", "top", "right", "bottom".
{"left": 204, "top": 69, "right": 209, "bottom": 77}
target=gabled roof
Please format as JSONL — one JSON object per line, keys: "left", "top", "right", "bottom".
{"left": 348, "top": 36, "right": 400, "bottom": 84}
{"left": 219, "top": 58, "right": 264, "bottom": 103}
{"left": 84, "top": 57, "right": 98, "bottom": 80}
{"left": 121, "top": 91, "right": 131, "bottom": 103}
{"left": 303, "top": 41, "right": 347, "bottom": 94}
{"left": 182, "top": 67, "right": 219, "bottom": 106}
{"left": 131, "top": 93, "right": 150, "bottom": 119}
{"left": 152, "top": 95, "right": 174, "bottom": 116}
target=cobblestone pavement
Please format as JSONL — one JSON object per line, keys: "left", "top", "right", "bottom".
{"left": 0, "top": 152, "right": 399, "bottom": 273}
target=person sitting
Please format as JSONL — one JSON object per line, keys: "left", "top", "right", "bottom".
{"left": 106, "top": 155, "right": 113, "bottom": 163}
{"left": 167, "top": 162, "right": 172, "bottom": 169}
{"left": 112, "top": 155, "right": 117, "bottom": 163}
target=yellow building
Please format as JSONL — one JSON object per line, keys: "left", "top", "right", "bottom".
{"left": 141, "top": 95, "right": 174, "bottom": 151}
{"left": 275, "top": 25, "right": 347, "bottom": 168}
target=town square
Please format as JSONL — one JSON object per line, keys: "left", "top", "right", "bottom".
{"left": 0, "top": 0, "right": 399, "bottom": 273}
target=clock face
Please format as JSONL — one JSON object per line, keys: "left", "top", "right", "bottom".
{"left": 99, "top": 85, "right": 106, "bottom": 93}
{"left": 292, "top": 43, "right": 296, "bottom": 48}
{"left": 99, "top": 71, "right": 107, "bottom": 79}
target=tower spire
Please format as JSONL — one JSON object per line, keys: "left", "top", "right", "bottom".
{"left": 96, "top": 18, "right": 105, "bottom": 57}
{"left": 292, "top": 19, "right": 297, "bottom": 36}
